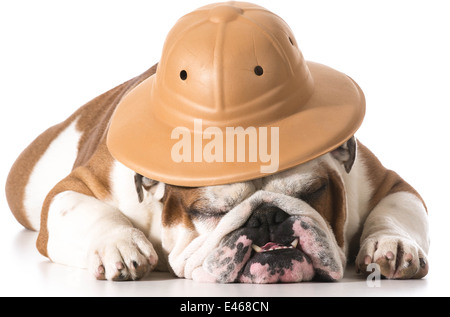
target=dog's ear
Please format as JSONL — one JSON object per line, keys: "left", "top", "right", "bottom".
{"left": 134, "top": 173, "right": 160, "bottom": 203}
{"left": 331, "top": 136, "right": 356, "bottom": 173}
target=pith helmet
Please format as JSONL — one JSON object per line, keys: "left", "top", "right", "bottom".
{"left": 107, "top": 2, "right": 365, "bottom": 186}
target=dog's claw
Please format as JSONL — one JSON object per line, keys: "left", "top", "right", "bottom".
{"left": 385, "top": 251, "right": 394, "bottom": 260}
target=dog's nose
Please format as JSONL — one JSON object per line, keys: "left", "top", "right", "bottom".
{"left": 245, "top": 205, "right": 289, "bottom": 228}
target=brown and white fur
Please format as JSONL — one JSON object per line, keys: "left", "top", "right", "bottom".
{"left": 5, "top": 65, "right": 429, "bottom": 282}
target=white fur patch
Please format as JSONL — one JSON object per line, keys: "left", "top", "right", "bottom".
{"left": 361, "top": 191, "right": 429, "bottom": 253}
{"left": 322, "top": 152, "right": 373, "bottom": 256}
{"left": 46, "top": 191, "right": 128, "bottom": 268}
{"left": 108, "top": 160, "right": 165, "bottom": 268}
{"left": 24, "top": 119, "right": 82, "bottom": 230}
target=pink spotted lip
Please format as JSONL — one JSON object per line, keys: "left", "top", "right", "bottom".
{"left": 251, "top": 238, "right": 299, "bottom": 253}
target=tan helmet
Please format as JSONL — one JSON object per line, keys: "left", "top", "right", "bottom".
{"left": 107, "top": 1, "right": 365, "bottom": 186}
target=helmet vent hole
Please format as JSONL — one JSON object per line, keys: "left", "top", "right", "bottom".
{"left": 180, "top": 70, "right": 188, "bottom": 80}
{"left": 289, "top": 37, "right": 294, "bottom": 46}
{"left": 254, "top": 66, "right": 264, "bottom": 76}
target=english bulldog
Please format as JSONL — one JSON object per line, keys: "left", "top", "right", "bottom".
{"left": 6, "top": 65, "right": 429, "bottom": 283}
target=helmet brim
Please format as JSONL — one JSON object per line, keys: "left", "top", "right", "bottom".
{"left": 107, "top": 61, "right": 365, "bottom": 187}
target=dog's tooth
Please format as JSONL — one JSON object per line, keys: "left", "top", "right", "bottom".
{"left": 291, "top": 238, "right": 299, "bottom": 248}
{"left": 252, "top": 244, "right": 262, "bottom": 253}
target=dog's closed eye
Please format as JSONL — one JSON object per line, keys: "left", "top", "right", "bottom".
{"left": 187, "top": 198, "right": 229, "bottom": 219}
{"left": 188, "top": 207, "right": 229, "bottom": 219}
{"left": 295, "top": 179, "right": 328, "bottom": 204}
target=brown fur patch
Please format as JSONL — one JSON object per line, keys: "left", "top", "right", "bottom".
{"left": 161, "top": 186, "right": 198, "bottom": 231}
{"left": 19, "top": 65, "right": 158, "bottom": 256}
{"left": 357, "top": 141, "right": 426, "bottom": 212}
{"left": 307, "top": 166, "right": 347, "bottom": 248}
{"left": 5, "top": 122, "right": 73, "bottom": 230}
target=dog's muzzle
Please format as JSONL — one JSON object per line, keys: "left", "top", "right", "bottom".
{"left": 175, "top": 191, "right": 345, "bottom": 284}
{"left": 217, "top": 205, "right": 316, "bottom": 283}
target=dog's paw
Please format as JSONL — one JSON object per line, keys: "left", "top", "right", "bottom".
{"left": 88, "top": 228, "right": 158, "bottom": 281}
{"left": 356, "top": 235, "right": 428, "bottom": 279}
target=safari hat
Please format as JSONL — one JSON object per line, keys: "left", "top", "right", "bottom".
{"left": 107, "top": 1, "right": 365, "bottom": 187}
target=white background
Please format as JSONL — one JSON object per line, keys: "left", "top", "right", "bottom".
{"left": 1, "top": 0, "right": 449, "bottom": 297}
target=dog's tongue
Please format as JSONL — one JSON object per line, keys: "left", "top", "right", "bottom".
{"left": 260, "top": 242, "right": 285, "bottom": 251}
{"left": 252, "top": 239, "right": 298, "bottom": 253}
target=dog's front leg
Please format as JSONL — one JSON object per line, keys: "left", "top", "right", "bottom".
{"left": 356, "top": 191, "right": 429, "bottom": 279}
{"left": 39, "top": 190, "right": 158, "bottom": 281}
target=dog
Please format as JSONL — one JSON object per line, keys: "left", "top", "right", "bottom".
{"left": 6, "top": 63, "right": 429, "bottom": 283}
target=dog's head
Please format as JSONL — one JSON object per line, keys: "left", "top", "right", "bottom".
{"left": 137, "top": 137, "right": 356, "bottom": 283}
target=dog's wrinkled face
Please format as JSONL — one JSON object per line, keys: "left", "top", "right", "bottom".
{"left": 156, "top": 147, "right": 352, "bottom": 283}
{"left": 133, "top": 138, "right": 356, "bottom": 283}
